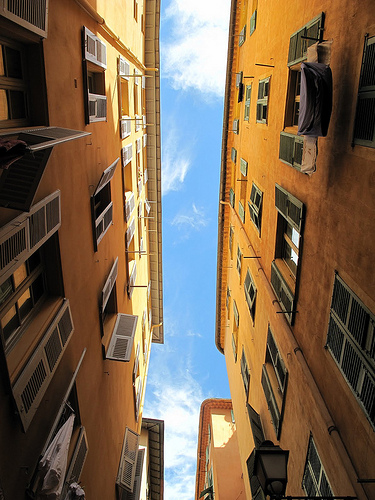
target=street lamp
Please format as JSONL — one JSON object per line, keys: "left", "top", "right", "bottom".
{"left": 253, "top": 440, "right": 289, "bottom": 497}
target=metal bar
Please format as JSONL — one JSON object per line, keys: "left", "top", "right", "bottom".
{"left": 244, "top": 256, "right": 260, "bottom": 259}
{"left": 255, "top": 63, "right": 275, "bottom": 67}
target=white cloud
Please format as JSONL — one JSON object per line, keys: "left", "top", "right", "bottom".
{"left": 144, "top": 349, "right": 204, "bottom": 500}
{"left": 162, "top": 0, "right": 231, "bottom": 98}
{"left": 171, "top": 204, "right": 209, "bottom": 230}
{"left": 162, "top": 126, "right": 191, "bottom": 195}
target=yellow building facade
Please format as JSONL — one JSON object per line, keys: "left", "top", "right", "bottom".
{"left": 195, "top": 399, "right": 245, "bottom": 500}
{"left": 0, "top": 0, "right": 163, "bottom": 498}
{"left": 216, "top": 1, "right": 375, "bottom": 499}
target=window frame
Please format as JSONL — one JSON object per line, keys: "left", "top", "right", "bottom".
{"left": 256, "top": 77, "right": 270, "bottom": 124}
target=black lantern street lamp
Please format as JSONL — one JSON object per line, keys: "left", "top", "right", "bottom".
{"left": 253, "top": 441, "right": 290, "bottom": 498}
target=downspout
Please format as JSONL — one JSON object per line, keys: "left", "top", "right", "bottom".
{"left": 228, "top": 205, "right": 368, "bottom": 500}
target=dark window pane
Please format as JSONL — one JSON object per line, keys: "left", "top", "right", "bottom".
{"left": 4, "top": 46, "right": 23, "bottom": 79}
{"left": 9, "top": 90, "right": 27, "bottom": 119}
{"left": 0, "top": 278, "right": 13, "bottom": 306}
{"left": 31, "top": 274, "right": 45, "bottom": 304}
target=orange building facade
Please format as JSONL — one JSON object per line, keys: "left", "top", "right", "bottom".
{"left": 216, "top": 1, "right": 375, "bottom": 499}
{"left": 0, "top": 0, "right": 163, "bottom": 498}
{"left": 195, "top": 399, "right": 246, "bottom": 500}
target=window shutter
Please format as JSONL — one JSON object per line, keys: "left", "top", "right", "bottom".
{"left": 302, "top": 436, "right": 333, "bottom": 496}
{"left": 231, "top": 147, "right": 237, "bottom": 163}
{"left": 83, "top": 27, "right": 107, "bottom": 69}
{"left": 250, "top": 10, "right": 257, "bottom": 36}
{"left": 95, "top": 201, "right": 113, "bottom": 246}
{"left": 237, "top": 245, "right": 242, "bottom": 275}
{"left": 240, "top": 158, "right": 248, "bottom": 176}
{"left": 102, "top": 257, "right": 118, "bottom": 311}
{"left": 279, "top": 132, "right": 304, "bottom": 171}
{"left": 236, "top": 72, "right": 243, "bottom": 88}
{"left": 247, "top": 404, "right": 265, "bottom": 448}
{"left": 244, "top": 269, "right": 257, "bottom": 320}
{"left": 88, "top": 93, "right": 107, "bottom": 122}
{"left": 136, "top": 138, "right": 141, "bottom": 154}
{"left": 29, "top": 190, "right": 61, "bottom": 251}
{"left": 94, "top": 159, "right": 118, "bottom": 196}
{"left": 238, "top": 201, "right": 245, "bottom": 223}
{"left": 1, "top": 0, "right": 48, "bottom": 37}
{"left": 119, "top": 56, "right": 130, "bottom": 79}
{"left": 233, "top": 300, "right": 239, "bottom": 328}
{"left": 134, "top": 376, "right": 143, "bottom": 421}
{"left": 353, "top": 36, "right": 375, "bottom": 147}
{"left": 125, "top": 191, "right": 135, "bottom": 222}
{"left": 271, "top": 261, "right": 295, "bottom": 324}
{"left": 17, "top": 128, "right": 91, "bottom": 152}
{"left": 121, "top": 117, "right": 132, "bottom": 139}
{"left": 247, "top": 450, "right": 266, "bottom": 500}
{"left": 233, "top": 119, "right": 239, "bottom": 134}
{"left": 122, "top": 144, "right": 133, "bottom": 166}
{"left": 106, "top": 314, "right": 137, "bottom": 362}
{"left": 117, "top": 427, "right": 140, "bottom": 492}
{"left": 241, "top": 348, "right": 250, "bottom": 396}
{"left": 239, "top": 25, "right": 246, "bottom": 46}
{"left": 244, "top": 85, "right": 252, "bottom": 121}
{"left": 0, "top": 218, "right": 28, "bottom": 282}
{"left": 229, "top": 188, "right": 235, "bottom": 208}
{"left": 267, "top": 326, "right": 287, "bottom": 393}
{"left": 143, "top": 134, "right": 147, "bottom": 149}
{"left": 128, "top": 261, "right": 137, "bottom": 299}
{"left": 261, "top": 364, "right": 281, "bottom": 438}
{"left": 12, "top": 300, "right": 74, "bottom": 431}
{"left": 145, "top": 199, "right": 151, "bottom": 215}
{"left": 64, "top": 426, "right": 88, "bottom": 489}
{"left": 123, "top": 448, "right": 144, "bottom": 500}
{"left": 275, "top": 183, "right": 304, "bottom": 232}
{"left": 126, "top": 219, "right": 136, "bottom": 248}
{"left": 288, "top": 14, "right": 324, "bottom": 67}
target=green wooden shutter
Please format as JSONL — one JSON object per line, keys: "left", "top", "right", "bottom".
{"left": 261, "top": 364, "right": 281, "bottom": 438}
{"left": 233, "top": 300, "right": 239, "bottom": 328}
{"left": 239, "top": 25, "right": 246, "bottom": 46}
{"left": 288, "top": 14, "right": 324, "bottom": 67}
{"left": 267, "top": 326, "right": 287, "bottom": 393}
{"left": 244, "top": 85, "right": 252, "bottom": 121}
{"left": 237, "top": 245, "right": 242, "bottom": 275}
{"left": 244, "top": 269, "right": 256, "bottom": 320}
{"left": 229, "top": 188, "right": 235, "bottom": 208}
{"left": 250, "top": 10, "right": 257, "bottom": 36}
{"left": 353, "top": 36, "right": 375, "bottom": 147}
{"left": 233, "top": 119, "right": 239, "bottom": 134}
{"left": 247, "top": 450, "right": 266, "bottom": 500}
{"left": 275, "top": 183, "right": 304, "bottom": 232}
{"left": 241, "top": 348, "right": 250, "bottom": 396}
{"left": 231, "top": 147, "right": 237, "bottom": 163}
{"left": 279, "top": 131, "right": 304, "bottom": 171}
{"left": 240, "top": 158, "right": 248, "bottom": 176}
{"left": 238, "top": 201, "right": 245, "bottom": 223}
{"left": 247, "top": 404, "right": 265, "bottom": 448}
{"left": 271, "top": 261, "right": 295, "bottom": 324}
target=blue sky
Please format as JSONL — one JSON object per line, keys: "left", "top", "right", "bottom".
{"left": 143, "top": 1, "right": 232, "bottom": 499}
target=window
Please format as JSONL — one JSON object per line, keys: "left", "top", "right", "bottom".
{"left": 353, "top": 35, "right": 375, "bottom": 148}
{"left": 256, "top": 77, "right": 270, "bottom": 123}
{"left": 288, "top": 14, "right": 324, "bottom": 67}
{"left": 249, "top": 10, "right": 257, "bottom": 36}
{"left": 248, "top": 182, "right": 263, "bottom": 233}
{"left": 244, "top": 269, "right": 256, "bottom": 321}
{"left": 100, "top": 257, "right": 118, "bottom": 335}
{"left": 261, "top": 325, "right": 288, "bottom": 439}
{"left": 244, "top": 85, "right": 252, "bottom": 121}
{"left": 82, "top": 27, "right": 107, "bottom": 124}
{"left": 239, "top": 200, "right": 245, "bottom": 223}
{"left": 116, "top": 427, "right": 140, "bottom": 494}
{"left": 240, "top": 158, "right": 248, "bottom": 176}
{"left": 229, "top": 188, "right": 235, "bottom": 208}
{"left": 134, "top": 0, "right": 138, "bottom": 21}
{"left": 239, "top": 25, "right": 246, "bottom": 46}
{"left": 285, "top": 70, "right": 301, "bottom": 127}
{"left": 302, "top": 436, "right": 333, "bottom": 497}
{"left": 247, "top": 405, "right": 265, "bottom": 449}
{"left": 226, "top": 286, "right": 231, "bottom": 318}
{"left": 279, "top": 131, "right": 304, "bottom": 171}
{"left": 271, "top": 184, "right": 304, "bottom": 324}
{"left": 231, "top": 147, "right": 237, "bottom": 163}
{"left": 236, "top": 245, "right": 242, "bottom": 277}
{"left": 91, "top": 159, "right": 118, "bottom": 251}
{"left": 240, "top": 347, "right": 250, "bottom": 398}
{"left": 232, "top": 300, "right": 239, "bottom": 361}
{"left": 326, "top": 273, "right": 375, "bottom": 429}
{"left": 233, "top": 119, "right": 239, "bottom": 134}
{"left": 229, "top": 226, "right": 234, "bottom": 258}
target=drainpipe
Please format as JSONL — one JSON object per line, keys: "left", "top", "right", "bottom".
{"left": 227, "top": 204, "right": 368, "bottom": 500}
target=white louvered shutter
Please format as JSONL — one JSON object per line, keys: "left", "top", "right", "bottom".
{"left": 135, "top": 376, "right": 142, "bottom": 421}
{"left": 128, "top": 260, "right": 137, "bottom": 298}
{"left": 63, "top": 426, "right": 88, "bottom": 491}
{"left": 94, "top": 158, "right": 119, "bottom": 196}
{"left": 102, "top": 257, "right": 118, "bottom": 311}
{"left": 12, "top": 300, "right": 74, "bottom": 431}
{"left": 121, "top": 117, "right": 132, "bottom": 139}
{"left": 136, "top": 138, "right": 141, "bottom": 153}
{"left": 1, "top": 0, "right": 49, "bottom": 37}
{"left": 125, "top": 191, "right": 135, "bottom": 222}
{"left": 143, "top": 134, "right": 147, "bottom": 148}
{"left": 133, "top": 342, "right": 140, "bottom": 380}
{"left": 84, "top": 26, "right": 107, "bottom": 69}
{"left": 117, "top": 427, "right": 139, "bottom": 492}
{"left": 106, "top": 314, "right": 138, "bottom": 362}
{"left": 119, "top": 56, "right": 130, "bottom": 79}
{"left": 126, "top": 219, "right": 136, "bottom": 248}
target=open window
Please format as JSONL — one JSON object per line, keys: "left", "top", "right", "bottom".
{"left": 82, "top": 26, "right": 107, "bottom": 124}
{"left": 91, "top": 158, "right": 118, "bottom": 251}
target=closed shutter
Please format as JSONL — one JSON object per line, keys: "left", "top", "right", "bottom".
{"left": 63, "top": 426, "right": 88, "bottom": 489}
{"left": 247, "top": 404, "right": 265, "bottom": 448}
{"left": 354, "top": 36, "right": 375, "bottom": 147}
{"left": 275, "top": 183, "right": 304, "bottom": 232}
{"left": 136, "top": 138, "right": 141, "bottom": 153}
{"left": 279, "top": 132, "right": 304, "bottom": 171}
{"left": 12, "top": 300, "right": 74, "bottom": 431}
{"left": 239, "top": 25, "right": 246, "bottom": 46}
{"left": 121, "top": 448, "right": 145, "bottom": 500}
{"left": 231, "top": 147, "right": 237, "bottom": 163}
{"left": 250, "top": 10, "right": 257, "bottom": 36}
{"left": 122, "top": 144, "right": 133, "bottom": 166}
{"left": 117, "top": 427, "right": 140, "bottom": 492}
{"left": 261, "top": 364, "right": 281, "bottom": 438}
{"left": 236, "top": 72, "right": 243, "bottom": 88}
{"left": 1, "top": 0, "right": 48, "bottom": 37}
{"left": 121, "top": 118, "right": 132, "bottom": 139}
{"left": 233, "top": 119, "right": 239, "bottom": 134}
{"left": 143, "top": 134, "right": 147, "bottom": 148}
{"left": 240, "top": 158, "right": 248, "bottom": 176}
{"left": 238, "top": 201, "right": 245, "bottom": 223}
{"left": 267, "top": 326, "right": 287, "bottom": 393}
{"left": 125, "top": 191, "right": 135, "bottom": 222}
{"left": 271, "top": 261, "right": 295, "bottom": 324}
{"left": 106, "top": 314, "right": 137, "bottom": 362}
{"left": 0, "top": 191, "right": 61, "bottom": 283}
{"left": 241, "top": 348, "right": 250, "bottom": 397}
{"left": 229, "top": 188, "right": 235, "bottom": 208}
{"left": 244, "top": 269, "right": 257, "bottom": 320}
{"left": 126, "top": 218, "right": 136, "bottom": 248}
{"left": 119, "top": 56, "right": 130, "bottom": 79}
{"left": 102, "top": 257, "right": 119, "bottom": 311}
{"left": 244, "top": 85, "right": 252, "bottom": 121}
{"left": 288, "top": 14, "right": 324, "bottom": 67}
{"left": 83, "top": 26, "right": 107, "bottom": 69}
{"left": 128, "top": 260, "right": 137, "bottom": 298}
